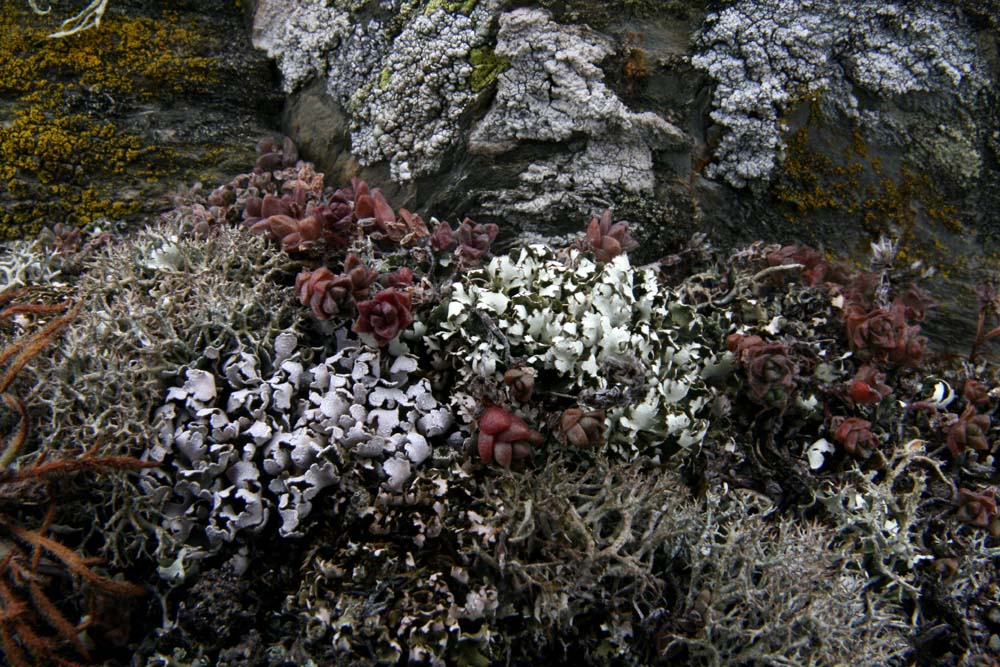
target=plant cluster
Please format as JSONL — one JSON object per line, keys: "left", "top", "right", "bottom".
{"left": 8, "top": 135, "right": 999, "bottom": 666}
{"left": 687, "top": 237, "right": 999, "bottom": 663}
{"left": 0, "top": 287, "right": 155, "bottom": 667}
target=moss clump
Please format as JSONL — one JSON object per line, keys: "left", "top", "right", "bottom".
{"left": 468, "top": 46, "right": 510, "bottom": 92}
{"left": 0, "top": 4, "right": 242, "bottom": 241}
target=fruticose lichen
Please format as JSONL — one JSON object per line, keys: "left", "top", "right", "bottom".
{"left": 18, "top": 217, "right": 303, "bottom": 566}
{"left": 692, "top": 0, "right": 987, "bottom": 187}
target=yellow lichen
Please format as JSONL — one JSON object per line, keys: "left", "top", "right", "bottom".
{"left": 771, "top": 100, "right": 968, "bottom": 271}
{"left": 0, "top": 4, "right": 235, "bottom": 241}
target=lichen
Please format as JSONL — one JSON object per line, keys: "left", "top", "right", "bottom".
{"left": 468, "top": 8, "right": 687, "bottom": 220}
{"left": 692, "top": 0, "right": 987, "bottom": 187}
{"left": 22, "top": 216, "right": 304, "bottom": 566}
{"left": 146, "top": 330, "right": 456, "bottom": 562}
{"left": 350, "top": 2, "right": 499, "bottom": 181}
{"left": 467, "top": 46, "right": 509, "bottom": 92}
{"left": 0, "top": 3, "right": 243, "bottom": 241}
{"left": 429, "top": 244, "right": 713, "bottom": 460}
{"left": 423, "top": 0, "right": 479, "bottom": 14}
{"left": 771, "top": 100, "right": 970, "bottom": 270}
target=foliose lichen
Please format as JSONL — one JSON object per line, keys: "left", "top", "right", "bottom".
{"left": 145, "top": 330, "right": 456, "bottom": 559}
{"left": 21, "top": 217, "right": 303, "bottom": 566}
{"left": 429, "top": 244, "right": 713, "bottom": 459}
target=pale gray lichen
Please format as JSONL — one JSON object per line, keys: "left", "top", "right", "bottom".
{"left": 428, "top": 244, "right": 712, "bottom": 459}
{"left": 662, "top": 487, "right": 911, "bottom": 666}
{"left": 251, "top": 0, "right": 352, "bottom": 94}
{"left": 692, "top": 0, "right": 987, "bottom": 187}
{"left": 146, "top": 330, "right": 456, "bottom": 558}
{"left": 252, "top": 1, "right": 500, "bottom": 182}
{"left": 18, "top": 217, "right": 304, "bottom": 567}
{"left": 350, "top": 3, "right": 499, "bottom": 181}
{"left": 469, "top": 8, "right": 688, "bottom": 217}
{"left": 0, "top": 238, "right": 64, "bottom": 288}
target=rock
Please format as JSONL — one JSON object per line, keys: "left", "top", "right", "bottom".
{"left": 0, "top": 0, "right": 284, "bottom": 241}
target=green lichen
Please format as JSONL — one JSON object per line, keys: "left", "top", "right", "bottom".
{"left": 424, "top": 0, "right": 479, "bottom": 15}
{"left": 378, "top": 66, "right": 391, "bottom": 90}
{"left": 468, "top": 46, "right": 510, "bottom": 92}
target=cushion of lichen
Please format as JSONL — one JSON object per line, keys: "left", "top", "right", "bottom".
{"left": 0, "top": 3, "right": 235, "bottom": 241}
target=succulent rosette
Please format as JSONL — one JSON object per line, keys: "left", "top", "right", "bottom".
{"left": 354, "top": 288, "right": 414, "bottom": 346}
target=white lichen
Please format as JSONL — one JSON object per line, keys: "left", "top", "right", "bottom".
{"left": 429, "top": 244, "right": 712, "bottom": 459}
{"left": 350, "top": 3, "right": 500, "bottom": 181}
{"left": 145, "top": 331, "right": 456, "bottom": 557}
{"left": 469, "top": 8, "right": 687, "bottom": 217}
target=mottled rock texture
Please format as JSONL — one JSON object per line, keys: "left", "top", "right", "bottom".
{"left": 256, "top": 0, "right": 999, "bottom": 344}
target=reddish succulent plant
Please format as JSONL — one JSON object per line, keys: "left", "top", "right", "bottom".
{"left": 946, "top": 404, "right": 991, "bottom": 457}
{"left": 309, "top": 201, "right": 357, "bottom": 249}
{"left": 378, "top": 208, "right": 430, "bottom": 246}
{"left": 380, "top": 266, "right": 415, "bottom": 289}
{"left": 963, "top": 379, "right": 992, "bottom": 408}
{"left": 895, "top": 284, "right": 935, "bottom": 322}
{"left": 296, "top": 267, "right": 347, "bottom": 321}
{"left": 353, "top": 288, "right": 414, "bottom": 346}
{"left": 503, "top": 367, "right": 535, "bottom": 403}
{"left": 726, "top": 333, "right": 765, "bottom": 363}
{"left": 726, "top": 334, "right": 798, "bottom": 406}
{"left": 765, "top": 244, "right": 853, "bottom": 286}
{"left": 430, "top": 220, "right": 457, "bottom": 252}
{"left": 830, "top": 416, "right": 878, "bottom": 458}
{"left": 843, "top": 302, "right": 926, "bottom": 366}
{"left": 555, "top": 408, "right": 606, "bottom": 448}
{"left": 585, "top": 209, "right": 639, "bottom": 263}
{"left": 455, "top": 218, "right": 499, "bottom": 263}
{"left": 476, "top": 405, "right": 545, "bottom": 468}
{"left": 244, "top": 188, "right": 306, "bottom": 229}
{"left": 295, "top": 255, "right": 379, "bottom": 321}
{"left": 846, "top": 365, "right": 892, "bottom": 405}
{"left": 354, "top": 186, "right": 397, "bottom": 236}
{"left": 255, "top": 135, "right": 299, "bottom": 171}
{"left": 955, "top": 487, "right": 998, "bottom": 530}
{"left": 266, "top": 211, "right": 325, "bottom": 252}
{"left": 744, "top": 342, "right": 799, "bottom": 406}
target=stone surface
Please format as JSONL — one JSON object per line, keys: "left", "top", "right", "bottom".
{"left": 0, "top": 0, "right": 284, "bottom": 240}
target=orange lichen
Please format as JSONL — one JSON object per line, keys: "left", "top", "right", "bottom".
{"left": 771, "top": 100, "right": 968, "bottom": 270}
{"left": 0, "top": 4, "right": 231, "bottom": 240}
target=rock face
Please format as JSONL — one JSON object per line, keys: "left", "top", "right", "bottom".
{"left": 0, "top": 0, "right": 284, "bottom": 241}
{"left": 254, "top": 0, "right": 999, "bottom": 343}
